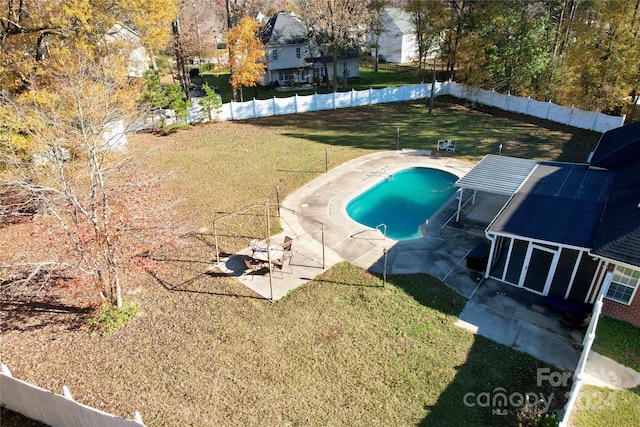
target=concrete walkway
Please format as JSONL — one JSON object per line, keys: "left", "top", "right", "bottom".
{"left": 220, "top": 150, "right": 638, "bottom": 382}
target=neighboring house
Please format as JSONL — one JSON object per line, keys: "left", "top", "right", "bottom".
{"left": 259, "top": 11, "right": 360, "bottom": 88}
{"left": 456, "top": 121, "right": 640, "bottom": 327}
{"left": 370, "top": 8, "right": 418, "bottom": 64}
{"left": 103, "top": 23, "right": 151, "bottom": 78}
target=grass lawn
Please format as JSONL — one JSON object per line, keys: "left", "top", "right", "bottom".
{"left": 592, "top": 316, "right": 640, "bottom": 372}
{"left": 570, "top": 385, "right": 640, "bottom": 427}
{"left": 569, "top": 316, "right": 640, "bottom": 426}
{"left": 1, "top": 98, "right": 604, "bottom": 426}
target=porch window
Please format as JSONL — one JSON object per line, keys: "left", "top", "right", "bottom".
{"left": 271, "top": 49, "right": 278, "bottom": 61}
{"left": 606, "top": 266, "right": 640, "bottom": 305}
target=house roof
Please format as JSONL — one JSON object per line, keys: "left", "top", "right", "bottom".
{"left": 487, "top": 162, "right": 615, "bottom": 249}
{"left": 260, "top": 11, "right": 307, "bottom": 46}
{"left": 455, "top": 154, "right": 537, "bottom": 196}
{"left": 589, "top": 120, "right": 640, "bottom": 170}
{"left": 592, "top": 156, "right": 640, "bottom": 266}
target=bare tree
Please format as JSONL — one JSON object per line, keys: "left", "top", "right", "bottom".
{"left": 298, "top": 0, "right": 371, "bottom": 92}
{"left": 1, "top": 45, "right": 175, "bottom": 308}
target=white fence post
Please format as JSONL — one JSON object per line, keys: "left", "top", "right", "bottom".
{"left": 134, "top": 411, "right": 144, "bottom": 425}
{"left": 229, "top": 101, "right": 234, "bottom": 120}
{"left": 369, "top": 87, "right": 372, "bottom": 105}
{"left": 546, "top": 100, "right": 552, "bottom": 120}
{"left": 332, "top": 91, "right": 336, "bottom": 109}
{"left": 294, "top": 93, "right": 299, "bottom": 114}
{"left": 272, "top": 96, "right": 277, "bottom": 116}
{"left": 63, "top": 386, "right": 73, "bottom": 399}
{"left": 252, "top": 99, "right": 257, "bottom": 118}
{"left": 567, "top": 105, "right": 575, "bottom": 126}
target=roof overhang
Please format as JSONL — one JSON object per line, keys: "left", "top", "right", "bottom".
{"left": 455, "top": 154, "right": 538, "bottom": 196}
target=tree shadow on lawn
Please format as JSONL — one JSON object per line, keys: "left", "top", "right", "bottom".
{"left": 386, "top": 273, "right": 570, "bottom": 426}
{"left": 240, "top": 96, "right": 601, "bottom": 163}
{"left": 143, "top": 233, "right": 265, "bottom": 301}
{"left": 419, "top": 335, "right": 570, "bottom": 426}
{"left": 0, "top": 293, "right": 92, "bottom": 333}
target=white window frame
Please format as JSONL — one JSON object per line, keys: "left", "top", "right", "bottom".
{"left": 271, "top": 49, "right": 278, "bottom": 61}
{"left": 606, "top": 266, "right": 640, "bottom": 305}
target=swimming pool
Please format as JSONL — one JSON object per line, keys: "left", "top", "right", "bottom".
{"left": 345, "top": 167, "right": 458, "bottom": 240}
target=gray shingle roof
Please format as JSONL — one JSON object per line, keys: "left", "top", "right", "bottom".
{"left": 260, "top": 11, "right": 307, "bottom": 46}
{"left": 590, "top": 120, "right": 640, "bottom": 170}
{"left": 592, "top": 156, "right": 640, "bottom": 266}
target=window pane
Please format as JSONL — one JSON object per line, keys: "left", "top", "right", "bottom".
{"left": 606, "top": 266, "right": 640, "bottom": 304}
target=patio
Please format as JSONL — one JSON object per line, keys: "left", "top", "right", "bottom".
{"left": 214, "top": 150, "right": 590, "bottom": 371}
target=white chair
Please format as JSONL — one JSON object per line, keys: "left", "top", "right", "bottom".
{"left": 437, "top": 140, "right": 456, "bottom": 152}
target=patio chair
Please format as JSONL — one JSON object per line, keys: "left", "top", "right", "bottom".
{"left": 282, "top": 236, "right": 293, "bottom": 251}
{"left": 437, "top": 140, "right": 456, "bottom": 152}
{"left": 273, "top": 253, "right": 293, "bottom": 278}
{"left": 282, "top": 236, "right": 294, "bottom": 259}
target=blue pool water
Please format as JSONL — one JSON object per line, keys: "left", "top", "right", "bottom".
{"left": 346, "top": 167, "right": 458, "bottom": 240}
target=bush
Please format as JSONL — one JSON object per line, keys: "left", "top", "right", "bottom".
{"left": 86, "top": 298, "right": 140, "bottom": 334}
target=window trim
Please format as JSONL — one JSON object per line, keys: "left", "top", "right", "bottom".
{"left": 296, "top": 47, "right": 301, "bottom": 59}
{"left": 271, "top": 49, "right": 278, "bottom": 61}
{"left": 605, "top": 266, "right": 640, "bottom": 305}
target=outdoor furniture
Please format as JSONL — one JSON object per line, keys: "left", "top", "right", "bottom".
{"left": 252, "top": 245, "right": 285, "bottom": 262}
{"left": 282, "top": 236, "right": 293, "bottom": 252}
{"left": 437, "top": 139, "right": 456, "bottom": 152}
{"left": 242, "top": 257, "right": 267, "bottom": 279}
{"left": 273, "top": 253, "right": 293, "bottom": 278}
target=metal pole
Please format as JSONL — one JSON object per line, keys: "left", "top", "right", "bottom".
{"left": 383, "top": 248, "right": 387, "bottom": 286}
{"left": 396, "top": 127, "right": 399, "bottom": 150}
{"left": 321, "top": 224, "right": 326, "bottom": 269}
{"left": 266, "top": 200, "right": 273, "bottom": 302}
{"left": 325, "top": 147, "right": 328, "bottom": 173}
{"left": 213, "top": 221, "right": 220, "bottom": 264}
{"left": 276, "top": 185, "right": 280, "bottom": 217}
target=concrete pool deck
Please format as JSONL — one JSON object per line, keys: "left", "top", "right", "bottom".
{"left": 221, "top": 149, "right": 635, "bottom": 382}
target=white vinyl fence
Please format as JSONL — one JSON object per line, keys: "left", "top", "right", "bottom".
{"left": 184, "top": 81, "right": 624, "bottom": 134}
{"left": 447, "top": 83, "right": 625, "bottom": 133}
{"left": 1, "top": 364, "right": 144, "bottom": 427}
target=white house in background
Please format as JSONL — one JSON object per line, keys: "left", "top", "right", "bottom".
{"left": 372, "top": 8, "right": 418, "bottom": 64}
{"left": 103, "top": 23, "right": 151, "bottom": 78}
{"left": 259, "top": 11, "right": 360, "bottom": 88}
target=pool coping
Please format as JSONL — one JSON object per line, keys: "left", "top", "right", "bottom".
{"left": 280, "top": 149, "right": 478, "bottom": 273}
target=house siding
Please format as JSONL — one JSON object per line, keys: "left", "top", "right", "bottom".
{"left": 602, "top": 296, "right": 640, "bottom": 327}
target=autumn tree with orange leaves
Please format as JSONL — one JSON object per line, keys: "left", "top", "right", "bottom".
{"left": 1, "top": 0, "right": 178, "bottom": 309}
{"left": 227, "top": 16, "right": 266, "bottom": 102}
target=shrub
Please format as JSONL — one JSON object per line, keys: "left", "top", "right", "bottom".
{"left": 86, "top": 298, "right": 140, "bottom": 334}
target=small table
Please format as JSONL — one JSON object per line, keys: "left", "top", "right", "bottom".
{"left": 252, "top": 246, "right": 285, "bottom": 262}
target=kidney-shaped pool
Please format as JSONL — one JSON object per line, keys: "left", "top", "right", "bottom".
{"left": 345, "top": 167, "right": 458, "bottom": 240}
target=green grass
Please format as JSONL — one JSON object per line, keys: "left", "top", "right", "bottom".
{"left": 570, "top": 385, "right": 640, "bottom": 427}
{"left": 2, "top": 98, "right": 605, "bottom": 426}
{"left": 196, "top": 66, "right": 424, "bottom": 103}
{"left": 133, "top": 98, "right": 599, "bottom": 230}
{"left": 593, "top": 316, "right": 640, "bottom": 372}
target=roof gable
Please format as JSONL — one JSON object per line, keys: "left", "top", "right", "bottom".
{"left": 260, "top": 11, "right": 307, "bottom": 46}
